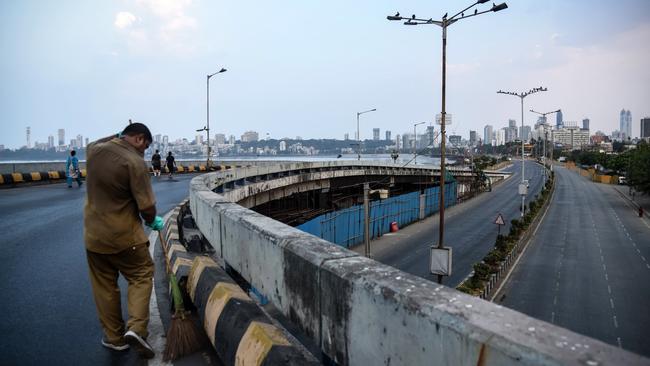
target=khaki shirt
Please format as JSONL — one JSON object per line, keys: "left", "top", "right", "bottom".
{"left": 84, "top": 138, "right": 156, "bottom": 254}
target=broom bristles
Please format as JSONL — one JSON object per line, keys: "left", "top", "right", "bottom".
{"left": 163, "top": 312, "right": 206, "bottom": 361}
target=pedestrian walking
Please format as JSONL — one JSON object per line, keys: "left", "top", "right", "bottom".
{"left": 151, "top": 149, "right": 162, "bottom": 177}
{"left": 84, "top": 122, "right": 163, "bottom": 359}
{"left": 66, "top": 150, "right": 82, "bottom": 188}
{"left": 166, "top": 151, "right": 176, "bottom": 179}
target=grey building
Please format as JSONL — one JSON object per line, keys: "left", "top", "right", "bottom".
{"left": 385, "top": 130, "right": 391, "bottom": 141}
{"left": 520, "top": 126, "right": 531, "bottom": 141}
{"left": 641, "top": 117, "right": 650, "bottom": 138}
{"left": 469, "top": 130, "right": 477, "bottom": 145}
{"left": 582, "top": 118, "right": 590, "bottom": 131}
{"left": 483, "top": 125, "right": 493, "bottom": 145}
{"left": 556, "top": 110, "right": 563, "bottom": 128}
{"left": 373, "top": 128, "right": 380, "bottom": 141}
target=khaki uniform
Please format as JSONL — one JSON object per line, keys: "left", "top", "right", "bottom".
{"left": 84, "top": 138, "right": 156, "bottom": 344}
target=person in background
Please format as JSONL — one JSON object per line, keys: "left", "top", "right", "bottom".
{"left": 165, "top": 151, "right": 176, "bottom": 179}
{"left": 151, "top": 149, "right": 162, "bottom": 177}
{"left": 83, "top": 122, "right": 163, "bottom": 359}
{"left": 66, "top": 150, "right": 82, "bottom": 188}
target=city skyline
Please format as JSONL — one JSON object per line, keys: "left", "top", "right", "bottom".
{"left": 1, "top": 1, "right": 649, "bottom": 149}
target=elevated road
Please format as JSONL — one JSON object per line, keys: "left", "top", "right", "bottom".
{"left": 365, "top": 160, "right": 545, "bottom": 286}
{"left": 496, "top": 165, "right": 650, "bottom": 357}
{"left": 0, "top": 175, "right": 202, "bottom": 364}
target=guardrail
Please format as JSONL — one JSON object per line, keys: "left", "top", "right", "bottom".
{"left": 188, "top": 161, "right": 647, "bottom": 365}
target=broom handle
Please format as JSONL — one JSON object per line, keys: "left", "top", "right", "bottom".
{"left": 157, "top": 226, "right": 186, "bottom": 314}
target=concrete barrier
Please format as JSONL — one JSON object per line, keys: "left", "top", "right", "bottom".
{"left": 189, "top": 162, "right": 649, "bottom": 365}
{"left": 161, "top": 202, "right": 318, "bottom": 365}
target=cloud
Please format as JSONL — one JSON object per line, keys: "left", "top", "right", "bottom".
{"left": 114, "top": 11, "right": 137, "bottom": 29}
{"left": 114, "top": 0, "right": 198, "bottom": 55}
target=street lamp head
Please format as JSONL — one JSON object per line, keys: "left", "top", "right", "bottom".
{"left": 492, "top": 2, "right": 508, "bottom": 12}
{"left": 370, "top": 108, "right": 377, "bottom": 111}
{"left": 387, "top": 12, "right": 401, "bottom": 21}
{"left": 477, "top": 0, "right": 490, "bottom": 3}
{"left": 404, "top": 20, "right": 417, "bottom": 25}
{"left": 219, "top": 68, "right": 227, "bottom": 73}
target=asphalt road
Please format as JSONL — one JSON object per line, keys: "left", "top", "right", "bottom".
{"left": 368, "top": 160, "right": 546, "bottom": 286}
{"left": 496, "top": 165, "right": 650, "bottom": 357}
{"left": 0, "top": 174, "right": 199, "bottom": 365}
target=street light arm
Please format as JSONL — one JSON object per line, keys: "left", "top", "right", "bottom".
{"left": 448, "top": 2, "right": 481, "bottom": 21}
{"left": 358, "top": 108, "right": 377, "bottom": 116}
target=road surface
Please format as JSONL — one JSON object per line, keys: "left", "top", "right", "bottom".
{"left": 497, "top": 165, "right": 650, "bottom": 357}
{"left": 0, "top": 174, "right": 203, "bottom": 365}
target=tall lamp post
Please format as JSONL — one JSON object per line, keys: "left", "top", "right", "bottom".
{"left": 201, "top": 67, "right": 227, "bottom": 169}
{"left": 387, "top": 0, "right": 507, "bottom": 284}
{"left": 530, "top": 109, "right": 560, "bottom": 182}
{"left": 357, "top": 108, "right": 377, "bottom": 160}
{"left": 497, "top": 87, "right": 547, "bottom": 217}
{"left": 413, "top": 122, "right": 426, "bottom": 164}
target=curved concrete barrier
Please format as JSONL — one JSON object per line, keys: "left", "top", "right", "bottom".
{"left": 162, "top": 203, "right": 318, "bottom": 365}
{"left": 189, "top": 161, "right": 649, "bottom": 366}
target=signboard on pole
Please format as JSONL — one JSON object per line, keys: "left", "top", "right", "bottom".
{"left": 435, "top": 113, "right": 452, "bottom": 125}
{"left": 430, "top": 246, "right": 452, "bottom": 276}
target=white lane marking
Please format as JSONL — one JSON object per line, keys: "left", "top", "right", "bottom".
{"left": 607, "top": 285, "right": 612, "bottom": 294}
{"left": 553, "top": 296, "right": 557, "bottom": 305}
{"left": 618, "top": 337, "right": 623, "bottom": 348}
{"left": 610, "top": 298, "right": 615, "bottom": 309}
{"left": 613, "top": 316, "right": 619, "bottom": 328}
{"left": 551, "top": 312, "right": 556, "bottom": 323}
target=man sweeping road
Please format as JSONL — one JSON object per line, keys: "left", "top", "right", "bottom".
{"left": 83, "top": 122, "right": 163, "bottom": 359}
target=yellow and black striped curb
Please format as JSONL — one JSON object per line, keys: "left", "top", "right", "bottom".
{"left": 0, "top": 170, "right": 86, "bottom": 186}
{"left": 0, "top": 165, "right": 234, "bottom": 187}
{"left": 162, "top": 202, "right": 319, "bottom": 366}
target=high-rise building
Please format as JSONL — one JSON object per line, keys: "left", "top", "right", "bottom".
{"left": 469, "top": 130, "right": 477, "bottom": 145}
{"left": 76, "top": 134, "right": 83, "bottom": 148}
{"left": 85, "top": 138, "right": 89, "bottom": 147}
{"left": 508, "top": 119, "right": 517, "bottom": 129}
{"left": 426, "top": 126, "right": 435, "bottom": 147}
{"left": 344, "top": 133, "right": 349, "bottom": 140}
{"left": 582, "top": 118, "right": 590, "bottom": 131}
{"left": 483, "top": 125, "right": 493, "bottom": 145}
{"left": 373, "top": 128, "right": 380, "bottom": 141}
{"left": 154, "top": 134, "right": 161, "bottom": 143}
{"left": 506, "top": 120, "right": 518, "bottom": 143}
{"left": 58, "top": 129, "right": 65, "bottom": 146}
{"left": 241, "top": 131, "right": 259, "bottom": 142}
{"left": 449, "top": 135, "right": 461, "bottom": 146}
{"left": 641, "top": 117, "right": 650, "bottom": 138}
{"left": 385, "top": 130, "right": 391, "bottom": 141}
{"left": 395, "top": 134, "right": 402, "bottom": 149}
{"left": 214, "top": 133, "right": 226, "bottom": 145}
{"left": 26, "top": 127, "right": 31, "bottom": 148}
{"left": 556, "top": 110, "right": 563, "bottom": 129}
{"left": 496, "top": 128, "right": 506, "bottom": 146}
{"left": 47, "top": 135, "right": 54, "bottom": 149}
{"left": 195, "top": 134, "right": 204, "bottom": 145}
{"left": 229, "top": 135, "right": 236, "bottom": 144}
{"left": 279, "top": 140, "right": 287, "bottom": 151}
{"left": 620, "top": 109, "right": 632, "bottom": 139}
{"left": 163, "top": 135, "right": 169, "bottom": 144}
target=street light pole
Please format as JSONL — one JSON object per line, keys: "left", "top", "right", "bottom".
{"left": 388, "top": 0, "right": 507, "bottom": 284}
{"left": 413, "top": 122, "right": 426, "bottom": 164}
{"left": 205, "top": 67, "right": 227, "bottom": 169}
{"left": 497, "top": 87, "right": 547, "bottom": 217}
{"left": 356, "top": 108, "right": 377, "bottom": 160}
{"left": 530, "top": 109, "right": 560, "bottom": 183}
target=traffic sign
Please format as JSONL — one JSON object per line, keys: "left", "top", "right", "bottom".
{"left": 494, "top": 213, "right": 505, "bottom": 226}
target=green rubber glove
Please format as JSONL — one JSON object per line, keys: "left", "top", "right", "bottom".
{"left": 146, "top": 216, "right": 164, "bottom": 231}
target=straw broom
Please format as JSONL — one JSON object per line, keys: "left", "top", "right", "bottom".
{"left": 158, "top": 231, "right": 205, "bottom": 361}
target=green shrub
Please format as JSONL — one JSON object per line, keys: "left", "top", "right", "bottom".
{"left": 473, "top": 262, "right": 491, "bottom": 281}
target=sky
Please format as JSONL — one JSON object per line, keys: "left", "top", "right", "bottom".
{"left": 1, "top": 0, "right": 649, "bottom": 149}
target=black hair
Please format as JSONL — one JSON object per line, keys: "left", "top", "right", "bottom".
{"left": 121, "top": 122, "right": 153, "bottom": 143}
{"left": 71, "top": 150, "right": 76, "bottom": 156}
{"left": 168, "top": 151, "right": 173, "bottom": 156}
{"left": 155, "top": 149, "right": 159, "bottom": 153}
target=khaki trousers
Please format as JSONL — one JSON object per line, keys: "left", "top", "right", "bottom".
{"left": 86, "top": 243, "right": 154, "bottom": 344}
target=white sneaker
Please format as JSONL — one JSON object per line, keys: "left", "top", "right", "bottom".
{"left": 124, "top": 330, "right": 155, "bottom": 359}
{"left": 101, "top": 338, "right": 129, "bottom": 351}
